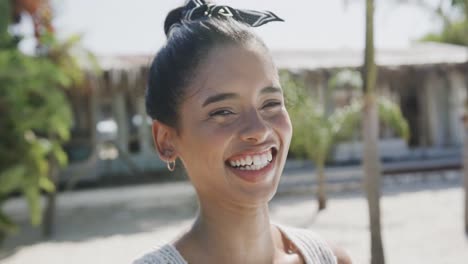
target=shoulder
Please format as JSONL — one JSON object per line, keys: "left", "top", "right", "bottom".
{"left": 328, "top": 242, "right": 353, "bottom": 264}
{"left": 133, "top": 244, "right": 187, "bottom": 264}
{"left": 278, "top": 225, "right": 338, "bottom": 264}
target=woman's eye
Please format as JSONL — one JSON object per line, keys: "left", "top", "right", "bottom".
{"left": 209, "top": 109, "right": 235, "bottom": 117}
{"left": 262, "top": 101, "right": 282, "bottom": 109}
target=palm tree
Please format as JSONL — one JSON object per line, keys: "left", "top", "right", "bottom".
{"left": 448, "top": 0, "right": 468, "bottom": 237}
{"left": 283, "top": 71, "right": 409, "bottom": 212}
{"left": 411, "top": 0, "right": 468, "bottom": 238}
{"left": 362, "top": 0, "right": 385, "bottom": 263}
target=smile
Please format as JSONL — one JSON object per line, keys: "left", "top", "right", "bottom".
{"left": 226, "top": 148, "right": 277, "bottom": 170}
{"left": 228, "top": 150, "right": 272, "bottom": 170}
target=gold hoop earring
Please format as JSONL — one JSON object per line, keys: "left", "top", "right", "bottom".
{"left": 167, "top": 160, "right": 176, "bottom": 172}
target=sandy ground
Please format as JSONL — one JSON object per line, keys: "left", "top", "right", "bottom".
{"left": 0, "top": 170, "right": 467, "bottom": 264}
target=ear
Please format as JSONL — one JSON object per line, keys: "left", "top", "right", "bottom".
{"left": 151, "top": 120, "right": 178, "bottom": 162}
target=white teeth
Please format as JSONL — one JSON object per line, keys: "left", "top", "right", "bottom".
{"left": 228, "top": 149, "right": 274, "bottom": 169}
{"left": 253, "top": 156, "right": 262, "bottom": 166}
{"left": 245, "top": 156, "right": 253, "bottom": 165}
{"left": 242, "top": 164, "right": 265, "bottom": 170}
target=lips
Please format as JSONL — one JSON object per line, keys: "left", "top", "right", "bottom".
{"left": 227, "top": 149, "right": 273, "bottom": 170}
{"left": 225, "top": 148, "right": 278, "bottom": 183}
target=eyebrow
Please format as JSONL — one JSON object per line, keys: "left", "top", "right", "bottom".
{"left": 202, "top": 86, "right": 282, "bottom": 107}
{"left": 202, "top": 93, "right": 239, "bottom": 107}
{"left": 260, "top": 86, "right": 282, "bottom": 95}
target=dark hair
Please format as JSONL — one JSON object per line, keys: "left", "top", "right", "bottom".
{"left": 145, "top": 7, "right": 267, "bottom": 128}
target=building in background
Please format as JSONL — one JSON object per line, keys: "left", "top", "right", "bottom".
{"left": 63, "top": 42, "right": 468, "bottom": 184}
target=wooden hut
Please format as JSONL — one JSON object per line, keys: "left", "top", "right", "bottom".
{"left": 62, "top": 42, "right": 468, "bottom": 183}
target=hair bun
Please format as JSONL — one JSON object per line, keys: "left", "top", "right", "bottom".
{"left": 164, "top": 7, "right": 185, "bottom": 37}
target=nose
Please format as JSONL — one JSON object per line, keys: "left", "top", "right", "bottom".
{"left": 239, "top": 109, "right": 270, "bottom": 143}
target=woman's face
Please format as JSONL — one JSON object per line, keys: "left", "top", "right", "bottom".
{"left": 173, "top": 43, "right": 292, "bottom": 206}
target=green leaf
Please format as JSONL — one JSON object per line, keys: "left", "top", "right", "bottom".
{"left": 328, "top": 69, "right": 362, "bottom": 91}
{"left": 378, "top": 97, "right": 410, "bottom": 141}
{"left": 329, "top": 99, "right": 363, "bottom": 141}
{"left": 0, "top": 165, "right": 26, "bottom": 195}
{"left": 22, "top": 187, "right": 42, "bottom": 226}
{"left": 282, "top": 70, "right": 410, "bottom": 165}
{"left": 39, "top": 176, "right": 56, "bottom": 193}
{"left": 56, "top": 123, "right": 71, "bottom": 141}
{"left": 52, "top": 142, "right": 68, "bottom": 167}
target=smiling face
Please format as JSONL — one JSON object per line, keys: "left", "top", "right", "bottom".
{"left": 166, "top": 43, "right": 292, "bottom": 206}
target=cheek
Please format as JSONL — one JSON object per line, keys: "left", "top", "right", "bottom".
{"left": 270, "top": 110, "right": 293, "bottom": 145}
{"left": 178, "top": 120, "right": 233, "bottom": 168}
{"left": 177, "top": 120, "right": 235, "bottom": 192}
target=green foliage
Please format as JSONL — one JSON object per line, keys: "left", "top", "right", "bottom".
{"left": 0, "top": 49, "right": 72, "bottom": 235}
{"left": 420, "top": 0, "right": 468, "bottom": 46}
{"left": 452, "top": 0, "right": 467, "bottom": 10}
{"left": 283, "top": 72, "right": 333, "bottom": 164}
{"left": 329, "top": 99, "right": 363, "bottom": 141}
{"left": 378, "top": 97, "right": 410, "bottom": 141}
{"left": 0, "top": 0, "right": 12, "bottom": 47}
{"left": 0, "top": 2, "right": 92, "bottom": 238}
{"left": 282, "top": 70, "right": 409, "bottom": 165}
{"left": 422, "top": 20, "right": 468, "bottom": 45}
{"left": 327, "top": 69, "right": 363, "bottom": 93}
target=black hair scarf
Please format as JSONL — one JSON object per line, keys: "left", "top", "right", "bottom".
{"left": 169, "top": 0, "right": 284, "bottom": 33}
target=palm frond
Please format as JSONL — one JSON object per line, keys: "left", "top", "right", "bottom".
{"left": 329, "top": 99, "right": 363, "bottom": 141}
{"left": 377, "top": 97, "right": 410, "bottom": 141}
{"left": 282, "top": 71, "right": 410, "bottom": 163}
{"left": 328, "top": 69, "right": 363, "bottom": 92}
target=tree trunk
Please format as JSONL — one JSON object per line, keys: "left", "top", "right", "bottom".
{"left": 463, "top": 114, "right": 468, "bottom": 234}
{"left": 463, "top": 0, "right": 468, "bottom": 236}
{"left": 317, "top": 162, "right": 327, "bottom": 211}
{"left": 363, "top": 0, "right": 385, "bottom": 263}
{"left": 363, "top": 95, "right": 385, "bottom": 264}
{"left": 42, "top": 158, "right": 59, "bottom": 238}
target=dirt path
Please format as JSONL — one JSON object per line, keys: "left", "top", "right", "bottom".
{"left": 1, "top": 174, "right": 467, "bottom": 263}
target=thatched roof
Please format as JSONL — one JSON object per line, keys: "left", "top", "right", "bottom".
{"left": 96, "top": 42, "right": 468, "bottom": 71}
{"left": 272, "top": 42, "right": 468, "bottom": 70}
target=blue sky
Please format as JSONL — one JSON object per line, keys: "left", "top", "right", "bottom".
{"left": 18, "top": 0, "right": 446, "bottom": 55}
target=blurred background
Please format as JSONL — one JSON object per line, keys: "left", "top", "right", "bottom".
{"left": 0, "top": 0, "right": 467, "bottom": 263}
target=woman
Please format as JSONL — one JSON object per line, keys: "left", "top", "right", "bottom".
{"left": 135, "top": 1, "right": 352, "bottom": 263}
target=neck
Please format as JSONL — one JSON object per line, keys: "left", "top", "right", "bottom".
{"left": 182, "top": 199, "right": 282, "bottom": 264}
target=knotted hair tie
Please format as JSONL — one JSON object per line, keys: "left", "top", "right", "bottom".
{"left": 165, "top": 0, "right": 284, "bottom": 36}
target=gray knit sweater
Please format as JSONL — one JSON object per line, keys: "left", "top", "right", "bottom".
{"left": 133, "top": 225, "right": 337, "bottom": 264}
